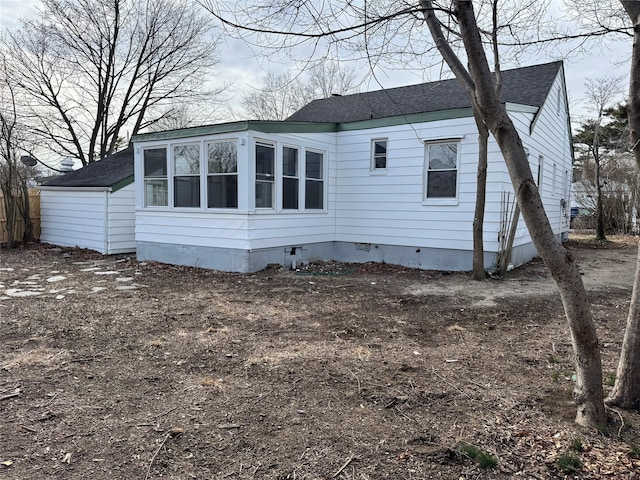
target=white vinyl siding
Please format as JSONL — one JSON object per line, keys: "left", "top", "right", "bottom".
{"left": 39, "top": 184, "right": 135, "bottom": 254}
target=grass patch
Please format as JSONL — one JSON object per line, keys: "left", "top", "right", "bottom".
{"left": 629, "top": 442, "right": 640, "bottom": 458}
{"left": 547, "top": 355, "right": 559, "bottom": 364}
{"left": 571, "top": 437, "right": 584, "bottom": 452}
{"left": 604, "top": 372, "right": 616, "bottom": 387}
{"left": 557, "top": 452, "right": 581, "bottom": 474}
{"left": 457, "top": 443, "right": 498, "bottom": 469}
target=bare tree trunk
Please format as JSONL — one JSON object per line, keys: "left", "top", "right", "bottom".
{"left": 595, "top": 155, "right": 606, "bottom": 241}
{"left": 422, "top": 0, "right": 606, "bottom": 426}
{"left": 472, "top": 111, "right": 488, "bottom": 280}
{"left": 607, "top": 0, "right": 640, "bottom": 409}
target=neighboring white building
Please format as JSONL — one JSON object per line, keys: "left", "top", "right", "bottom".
{"left": 38, "top": 147, "right": 136, "bottom": 254}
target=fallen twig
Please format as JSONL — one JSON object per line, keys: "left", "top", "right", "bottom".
{"left": 431, "top": 368, "right": 472, "bottom": 399}
{"left": 346, "top": 368, "right": 362, "bottom": 395}
{"left": 0, "top": 392, "right": 20, "bottom": 401}
{"left": 144, "top": 433, "right": 171, "bottom": 480}
{"left": 332, "top": 453, "right": 355, "bottom": 478}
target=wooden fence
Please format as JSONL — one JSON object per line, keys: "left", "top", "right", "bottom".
{"left": 0, "top": 189, "right": 41, "bottom": 245}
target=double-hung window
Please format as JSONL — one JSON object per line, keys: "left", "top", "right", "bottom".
{"left": 144, "top": 147, "right": 168, "bottom": 207}
{"left": 207, "top": 141, "right": 238, "bottom": 208}
{"left": 282, "top": 146, "right": 299, "bottom": 209}
{"left": 305, "top": 150, "right": 324, "bottom": 209}
{"left": 173, "top": 144, "right": 200, "bottom": 208}
{"left": 371, "top": 139, "right": 388, "bottom": 170}
{"left": 256, "top": 142, "right": 275, "bottom": 208}
{"left": 424, "top": 142, "right": 458, "bottom": 199}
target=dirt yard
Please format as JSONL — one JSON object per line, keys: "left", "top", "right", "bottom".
{"left": 1, "top": 236, "right": 640, "bottom": 479}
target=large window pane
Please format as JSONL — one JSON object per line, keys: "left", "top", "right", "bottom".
{"left": 428, "top": 143, "right": 457, "bottom": 169}
{"left": 174, "top": 176, "right": 200, "bottom": 207}
{"left": 144, "top": 148, "right": 167, "bottom": 177}
{"left": 305, "top": 151, "right": 323, "bottom": 179}
{"left": 208, "top": 175, "right": 238, "bottom": 208}
{"left": 426, "top": 171, "right": 456, "bottom": 198}
{"left": 283, "top": 147, "right": 298, "bottom": 176}
{"left": 174, "top": 145, "right": 200, "bottom": 175}
{"left": 256, "top": 181, "right": 274, "bottom": 208}
{"left": 208, "top": 142, "right": 237, "bottom": 173}
{"left": 283, "top": 177, "right": 299, "bottom": 209}
{"left": 305, "top": 180, "right": 323, "bottom": 209}
{"left": 144, "top": 179, "right": 168, "bottom": 206}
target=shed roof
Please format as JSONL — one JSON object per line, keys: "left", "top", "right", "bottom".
{"left": 287, "top": 61, "right": 562, "bottom": 123}
{"left": 40, "top": 146, "right": 134, "bottom": 189}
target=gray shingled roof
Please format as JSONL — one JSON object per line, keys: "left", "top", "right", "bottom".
{"left": 40, "top": 146, "right": 134, "bottom": 188}
{"left": 287, "top": 61, "right": 562, "bottom": 123}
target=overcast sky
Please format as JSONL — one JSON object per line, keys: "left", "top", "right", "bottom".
{"left": 0, "top": 0, "right": 632, "bottom": 125}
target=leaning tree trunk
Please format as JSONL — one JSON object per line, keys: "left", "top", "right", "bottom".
{"left": 607, "top": 0, "right": 640, "bottom": 409}
{"left": 421, "top": 0, "right": 606, "bottom": 427}
{"left": 472, "top": 111, "right": 488, "bottom": 280}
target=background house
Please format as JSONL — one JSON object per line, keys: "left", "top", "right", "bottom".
{"left": 38, "top": 147, "right": 136, "bottom": 254}
{"left": 131, "top": 61, "right": 571, "bottom": 273}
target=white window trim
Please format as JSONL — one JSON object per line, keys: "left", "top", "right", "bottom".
{"left": 303, "top": 147, "right": 327, "bottom": 212}
{"left": 254, "top": 140, "right": 276, "bottom": 210}
{"left": 282, "top": 144, "right": 301, "bottom": 211}
{"left": 370, "top": 138, "right": 388, "bottom": 174}
{"left": 171, "top": 142, "right": 202, "bottom": 209}
{"left": 422, "top": 140, "right": 460, "bottom": 206}
{"left": 142, "top": 146, "right": 169, "bottom": 208}
{"left": 206, "top": 138, "right": 239, "bottom": 210}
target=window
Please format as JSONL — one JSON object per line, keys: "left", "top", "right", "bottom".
{"left": 283, "top": 146, "right": 299, "bottom": 209}
{"left": 371, "top": 139, "right": 387, "bottom": 170}
{"left": 537, "top": 155, "right": 544, "bottom": 187}
{"left": 144, "top": 147, "right": 168, "bottom": 206}
{"left": 207, "top": 141, "right": 238, "bottom": 208}
{"left": 425, "top": 142, "right": 458, "bottom": 199}
{"left": 305, "top": 150, "right": 324, "bottom": 209}
{"left": 256, "top": 143, "right": 275, "bottom": 208}
{"left": 173, "top": 144, "right": 200, "bottom": 207}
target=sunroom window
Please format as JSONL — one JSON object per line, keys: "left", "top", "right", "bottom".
{"left": 173, "top": 144, "right": 200, "bottom": 208}
{"left": 283, "top": 146, "right": 299, "bottom": 209}
{"left": 305, "top": 150, "right": 324, "bottom": 209}
{"left": 144, "top": 147, "right": 168, "bottom": 207}
{"left": 425, "top": 142, "right": 458, "bottom": 199}
{"left": 207, "top": 141, "right": 238, "bottom": 208}
{"left": 256, "top": 142, "right": 275, "bottom": 208}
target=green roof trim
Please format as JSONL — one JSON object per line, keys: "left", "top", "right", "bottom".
{"left": 132, "top": 103, "right": 540, "bottom": 143}
{"left": 336, "top": 108, "right": 475, "bottom": 131}
{"left": 132, "top": 120, "right": 338, "bottom": 142}
{"left": 111, "top": 175, "right": 134, "bottom": 192}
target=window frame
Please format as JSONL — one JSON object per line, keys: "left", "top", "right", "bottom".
{"left": 143, "top": 146, "right": 169, "bottom": 207}
{"left": 206, "top": 139, "right": 238, "bottom": 209}
{"left": 172, "top": 143, "right": 201, "bottom": 208}
{"left": 255, "top": 141, "right": 276, "bottom": 209}
{"left": 423, "top": 140, "right": 460, "bottom": 205}
{"left": 282, "top": 145, "right": 300, "bottom": 210}
{"left": 370, "top": 138, "right": 388, "bottom": 173}
{"left": 304, "top": 148, "right": 325, "bottom": 210}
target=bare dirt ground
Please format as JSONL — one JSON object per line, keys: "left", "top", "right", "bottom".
{"left": 1, "top": 234, "right": 640, "bottom": 479}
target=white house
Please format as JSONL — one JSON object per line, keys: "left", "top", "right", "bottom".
{"left": 126, "top": 61, "right": 571, "bottom": 273}
{"left": 38, "top": 147, "right": 136, "bottom": 254}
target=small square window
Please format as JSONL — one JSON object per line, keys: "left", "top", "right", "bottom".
{"left": 372, "top": 139, "right": 387, "bottom": 170}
